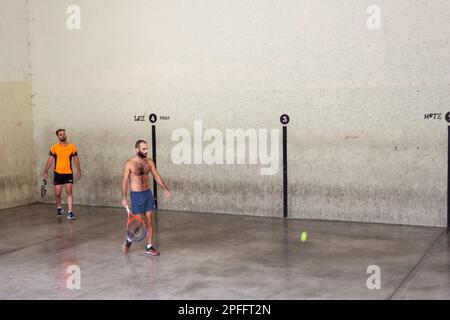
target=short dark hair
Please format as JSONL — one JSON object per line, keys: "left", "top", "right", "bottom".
{"left": 56, "top": 129, "right": 65, "bottom": 135}
{"left": 135, "top": 140, "right": 147, "bottom": 149}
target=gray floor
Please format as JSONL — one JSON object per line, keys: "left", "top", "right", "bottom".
{"left": 0, "top": 203, "right": 449, "bottom": 300}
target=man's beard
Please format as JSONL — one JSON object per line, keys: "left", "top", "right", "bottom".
{"left": 59, "top": 137, "right": 66, "bottom": 142}
{"left": 137, "top": 151, "right": 147, "bottom": 158}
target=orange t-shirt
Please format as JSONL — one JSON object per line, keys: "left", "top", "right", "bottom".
{"left": 49, "top": 143, "right": 78, "bottom": 174}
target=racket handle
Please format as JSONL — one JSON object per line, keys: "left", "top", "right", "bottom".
{"left": 125, "top": 205, "right": 131, "bottom": 214}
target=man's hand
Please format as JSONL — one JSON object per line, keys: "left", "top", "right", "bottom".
{"left": 121, "top": 198, "right": 128, "bottom": 208}
{"left": 43, "top": 171, "right": 48, "bottom": 180}
{"left": 75, "top": 171, "right": 81, "bottom": 180}
{"left": 163, "top": 189, "right": 172, "bottom": 198}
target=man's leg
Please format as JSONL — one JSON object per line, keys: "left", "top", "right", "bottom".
{"left": 65, "top": 183, "right": 76, "bottom": 220}
{"left": 65, "top": 183, "right": 73, "bottom": 212}
{"left": 144, "top": 211, "right": 160, "bottom": 256}
{"left": 144, "top": 211, "right": 154, "bottom": 246}
{"left": 55, "top": 184, "right": 63, "bottom": 208}
{"left": 123, "top": 192, "right": 139, "bottom": 253}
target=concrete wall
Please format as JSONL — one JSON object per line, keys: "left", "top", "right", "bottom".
{"left": 0, "top": 0, "right": 36, "bottom": 210}
{"left": 28, "top": 0, "right": 449, "bottom": 226}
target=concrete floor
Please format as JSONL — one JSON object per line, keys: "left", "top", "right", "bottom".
{"left": 0, "top": 203, "right": 448, "bottom": 300}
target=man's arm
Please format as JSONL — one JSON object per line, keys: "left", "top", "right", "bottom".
{"left": 148, "top": 160, "right": 172, "bottom": 197}
{"left": 42, "top": 156, "right": 54, "bottom": 179}
{"left": 121, "top": 161, "right": 132, "bottom": 207}
{"left": 73, "top": 156, "right": 81, "bottom": 179}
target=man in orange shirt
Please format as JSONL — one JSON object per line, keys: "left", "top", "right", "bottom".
{"left": 42, "top": 129, "right": 81, "bottom": 220}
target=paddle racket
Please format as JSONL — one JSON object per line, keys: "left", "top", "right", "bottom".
{"left": 41, "top": 179, "right": 47, "bottom": 198}
{"left": 125, "top": 205, "right": 147, "bottom": 242}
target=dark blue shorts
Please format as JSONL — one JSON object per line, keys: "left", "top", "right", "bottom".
{"left": 130, "top": 190, "right": 155, "bottom": 214}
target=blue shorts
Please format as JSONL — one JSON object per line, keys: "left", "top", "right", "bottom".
{"left": 130, "top": 190, "right": 156, "bottom": 214}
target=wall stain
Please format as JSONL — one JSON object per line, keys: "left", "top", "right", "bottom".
{"left": 0, "top": 174, "right": 37, "bottom": 210}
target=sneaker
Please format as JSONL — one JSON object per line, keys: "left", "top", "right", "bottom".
{"left": 145, "top": 245, "right": 160, "bottom": 256}
{"left": 67, "top": 211, "right": 76, "bottom": 220}
{"left": 56, "top": 207, "right": 63, "bottom": 217}
{"left": 122, "top": 239, "right": 132, "bottom": 253}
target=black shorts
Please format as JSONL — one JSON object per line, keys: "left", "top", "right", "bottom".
{"left": 54, "top": 172, "right": 74, "bottom": 185}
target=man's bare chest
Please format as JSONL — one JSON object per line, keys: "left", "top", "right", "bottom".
{"left": 131, "top": 161, "right": 150, "bottom": 176}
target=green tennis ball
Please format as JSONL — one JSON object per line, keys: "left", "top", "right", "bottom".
{"left": 300, "top": 231, "right": 308, "bottom": 242}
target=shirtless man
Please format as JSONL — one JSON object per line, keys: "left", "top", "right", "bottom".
{"left": 121, "top": 140, "right": 172, "bottom": 255}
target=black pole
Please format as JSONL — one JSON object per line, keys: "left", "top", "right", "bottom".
{"left": 283, "top": 125, "right": 288, "bottom": 218}
{"left": 152, "top": 124, "right": 158, "bottom": 209}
